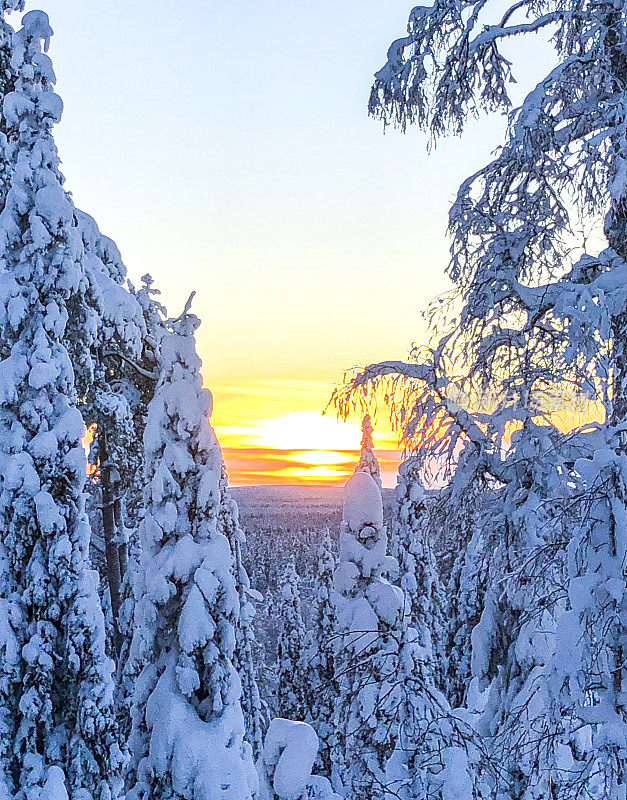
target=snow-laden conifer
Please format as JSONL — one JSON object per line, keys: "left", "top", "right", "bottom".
{"left": 333, "top": 471, "right": 404, "bottom": 800}
{"left": 120, "top": 273, "right": 168, "bottom": 530}
{"left": 379, "top": 459, "right": 480, "bottom": 800}
{"left": 82, "top": 250, "right": 146, "bottom": 640}
{"left": 386, "top": 625, "right": 480, "bottom": 800}
{"left": 355, "top": 414, "right": 381, "bottom": 490}
{"left": 125, "top": 312, "right": 257, "bottom": 800}
{"left": 441, "top": 481, "right": 491, "bottom": 709}
{"left": 391, "top": 458, "right": 445, "bottom": 688}
{"left": 276, "top": 557, "right": 308, "bottom": 722}
{"left": 547, "top": 449, "right": 627, "bottom": 800}
{"left": 0, "top": 11, "right": 119, "bottom": 800}
{"left": 336, "top": 370, "right": 595, "bottom": 797}
{"left": 218, "top": 461, "right": 267, "bottom": 758}
{"left": 464, "top": 419, "right": 595, "bottom": 800}
{"left": 304, "top": 532, "right": 339, "bottom": 777}
{"left": 113, "top": 275, "right": 170, "bottom": 756}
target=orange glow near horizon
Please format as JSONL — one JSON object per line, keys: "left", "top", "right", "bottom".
{"left": 208, "top": 378, "right": 606, "bottom": 488}
{"left": 209, "top": 380, "right": 401, "bottom": 487}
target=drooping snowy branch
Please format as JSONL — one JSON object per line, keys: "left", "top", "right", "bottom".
{"left": 332, "top": 358, "right": 508, "bottom": 484}
{"left": 370, "top": 0, "right": 627, "bottom": 420}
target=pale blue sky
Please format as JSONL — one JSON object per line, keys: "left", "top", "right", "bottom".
{"left": 17, "top": 1, "right": 554, "bottom": 386}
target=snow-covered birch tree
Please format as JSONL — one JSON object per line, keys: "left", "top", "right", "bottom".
{"left": 334, "top": 1, "right": 627, "bottom": 795}
{"left": 369, "top": 0, "right": 627, "bottom": 414}
{"left": 0, "top": 11, "right": 120, "bottom": 800}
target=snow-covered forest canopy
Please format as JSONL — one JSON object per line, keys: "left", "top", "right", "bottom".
{"left": 0, "top": 3, "right": 624, "bottom": 800}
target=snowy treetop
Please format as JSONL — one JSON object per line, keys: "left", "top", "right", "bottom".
{"left": 342, "top": 471, "right": 383, "bottom": 531}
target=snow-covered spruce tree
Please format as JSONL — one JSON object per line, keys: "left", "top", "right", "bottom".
{"left": 391, "top": 457, "right": 446, "bottom": 691}
{"left": 386, "top": 620, "right": 481, "bottom": 800}
{"left": 53, "top": 175, "right": 154, "bottom": 663}
{"left": 468, "top": 420, "right": 591, "bottom": 800}
{"left": 549, "top": 448, "right": 627, "bottom": 800}
{"left": 276, "top": 556, "right": 308, "bottom": 722}
{"left": 304, "top": 531, "right": 339, "bottom": 777}
{"left": 120, "top": 273, "right": 168, "bottom": 530}
{"left": 439, "top": 476, "right": 493, "bottom": 709}
{"left": 114, "top": 274, "right": 167, "bottom": 747}
{"left": 333, "top": 470, "right": 404, "bottom": 800}
{"left": 340, "top": 452, "right": 479, "bottom": 800}
{"left": 125, "top": 312, "right": 257, "bottom": 800}
{"left": 0, "top": 11, "right": 120, "bottom": 800}
{"left": 396, "top": 443, "right": 495, "bottom": 710}
{"left": 218, "top": 460, "right": 267, "bottom": 759}
{"left": 355, "top": 414, "right": 382, "bottom": 490}
{"left": 79, "top": 263, "right": 166, "bottom": 659}
{"left": 332, "top": 360, "right": 501, "bottom": 715}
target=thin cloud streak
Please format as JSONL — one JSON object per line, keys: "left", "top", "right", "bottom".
{"left": 221, "top": 446, "right": 401, "bottom": 487}
{"left": 210, "top": 378, "right": 402, "bottom": 486}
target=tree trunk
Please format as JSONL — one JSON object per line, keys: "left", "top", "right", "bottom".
{"left": 115, "top": 497, "right": 127, "bottom": 580}
{"left": 100, "top": 422, "right": 122, "bottom": 655}
{"left": 605, "top": 10, "right": 627, "bottom": 431}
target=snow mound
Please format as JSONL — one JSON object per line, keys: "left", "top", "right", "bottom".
{"left": 145, "top": 663, "right": 258, "bottom": 800}
{"left": 20, "top": 10, "right": 53, "bottom": 49}
{"left": 342, "top": 471, "right": 383, "bottom": 531}
{"left": 40, "top": 767, "right": 69, "bottom": 800}
{"left": 257, "top": 719, "right": 340, "bottom": 800}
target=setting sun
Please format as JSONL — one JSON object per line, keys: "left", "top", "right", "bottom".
{"left": 210, "top": 380, "right": 400, "bottom": 487}
{"left": 286, "top": 450, "right": 355, "bottom": 466}
{"left": 254, "top": 411, "right": 361, "bottom": 451}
